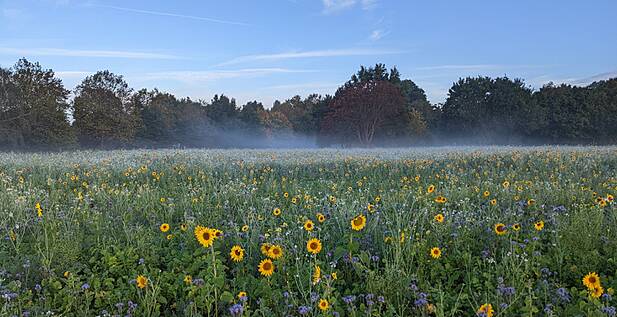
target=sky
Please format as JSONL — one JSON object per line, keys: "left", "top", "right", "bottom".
{"left": 1, "top": 0, "right": 616, "bottom": 107}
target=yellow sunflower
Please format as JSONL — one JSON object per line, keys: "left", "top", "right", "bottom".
{"left": 312, "top": 265, "right": 321, "bottom": 284}
{"left": 351, "top": 215, "right": 367, "bottom": 231}
{"left": 316, "top": 213, "right": 326, "bottom": 223}
{"left": 183, "top": 275, "right": 192, "bottom": 284}
{"left": 136, "top": 275, "right": 148, "bottom": 289}
{"left": 268, "top": 245, "right": 284, "bottom": 259}
{"left": 477, "top": 303, "right": 493, "bottom": 317}
{"left": 427, "top": 185, "right": 435, "bottom": 194}
{"left": 527, "top": 199, "right": 536, "bottom": 206}
{"left": 304, "top": 220, "right": 315, "bottom": 231}
{"left": 230, "top": 245, "right": 245, "bottom": 262}
{"left": 583, "top": 272, "right": 601, "bottom": 289}
{"left": 258, "top": 259, "right": 275, "bottom": 277}
{"left": 590, "top": 285, "right": 604, "bottom": 298}
{"left": 490, "top": 199, "right": 497, "bottom": 206}
{"left": 512, "top": 223, "right": 521, "bottom": 231}
{"left": 194, "top": 226, "right": 215, "bottom": 248}
{"left": 502, "top": 180, "right": 510, "bottom": 188}
{"left": 160, "top": 223, "right": 170, "bottom": 232}
{"left": 180, "top": 224, "right": 188, "bottom": 231}
{"left": 483, "top": 191, "right": 490, "bottom": 197}
{"left": 307, "top": 238, "right": 322, "bottom": 254}
{"left": 260, "top": 243, "right": 272, "bottom": 256}
{"left": 430, "top": 247, "right": 441, "bottom": 259}
{"left": 494, "top": 223, "right": 507, "bottom": 235}
{"left": 534, "top": 220, "right": 544, "bottom": 231}
{"left": 273, "top": 208, "right": 282, "bottom": 216}
{"left": 318, "top": 299, "right": 329, "bottom": 311}
{"left": 241, "top": 225, "right": 249, "bottom": 232}
{"left": 434, "top": 213, "right": 445, "bottom": 223}
{"left": 237, "top": 291, "right": 247, "bottom": 299}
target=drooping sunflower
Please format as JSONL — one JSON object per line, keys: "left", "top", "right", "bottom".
{"left": 268, "top": 245, "right": 284, "bottom": 259}
{"left": 304, "top": 220, "right": 315, "bottom": 231}
{"left": 477, "top": 303, "right": 493, "bottom": 317}
{"left": 195, "top": 226, "right": 215, "bottom": 248}
{"left": 160, "top": 223, "right": 170, "bottom": 232}
{"left": 494, "top": 223, "right": 507, "bottom": 235}
{"left": 312, "top": 265, "right": 321, "bottom": 284}
{"left": 273, "top": 208, "right": 282, "bottom": 216}
{"left": 583, "top": 272, "right": 601, "bottom": 289}
{"left": 318, "top": 299, "right": 329, "bottom": 311}
{"left": 307, "top": 238, "right": 322, "bottom": 254}
{"left": 434, "top": 213, "right": 445, "bottom": 223}
{"left": 316, "top": 213, "right": 326, "bottom": 223}
{"left": 512, "top": 223, "right": 521, "bottom": 231}
{"left": 136, "top": 275, "right": 148, "bottom": 289}
{"left": 230, "top": 245, "right": 245, "bottom": 262}
{"left": 430, "top": 247, "right": 441, "bottom": 259}
{"left": 427, "top": 185, "right": 435, "bottom": 194}
{"left": 260, "top": 243, "right": 272, "bottom": 256}
{"left": 351, "top": 215, "right": 367, "bottom": 231}
{"left": 534, "top": 220, "right": 544, "bottom": 231}
{"left": 258, "top": 259, "right": 275, "bottom": 277}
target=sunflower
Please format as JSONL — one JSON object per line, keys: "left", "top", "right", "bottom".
{"left": 260, "top": 243, "right": 272, "bottom": 256}
{"left": 490, "top": 199, "right": 497, "bottom": 206}
{"left": 166, "top": 234, "right": 173, "bottom": 240}
{"left": 483, "top": 191, "right": 490, "bottom": 197}
{"left": 534, "top": 220, "right": 544, "bottom": 231}
{"left": 527, "top": 199, "right": 536, "bottom": 206}
{"left": 304, "top": 220, "right": 315, "bottom": 231}
{"left": 430, "top": 247, "right": 442, "bottom": 259}
{"left": 230, "top": 245, "right": 245, "bottom": 262}
{"left": 258, "top": 259, "right": 275, "bottom": 277}
{"left": 307, "top": 238, "right": 322, "bottom": 254}
{"left": 318, "top": 299, "right": 329, "bottom": 311}
{"left": 268, "top": 245, "right": 284, "bottom": 259}
{"left": 434, "top": 213, "right": 445, "bottom": 223}
{"left": 599, "top": 199, "right": 607, "bottom": 207}
{"left": 160, "top": 223, "right": 170, "bottom": 232}
{"left": 180, "top": 224, "right": 188, "bottom": 231}
{"left": 183, "top": 275, "right": 192, "bottom": 284}
{"left": 494, "top": 223, "right": 507, "bottom": 235}
{"left": 590, "top": 285, "right": 604, "bottom": 298}
{"left": 512, "top": 223, "right": 521, "bottom": 231}
{"left": 195, "top": 226, "right": 215, "bottom": 248}
{"left": 502, "top": 180, "right": 510, "bottom": 188}
{"left": 607, "top": 194, "right": 614, "bottom": 202}
{"left": 283, "top": 192, "right": 289, "bottom": 198}
{"left": 237, "top": 291, "right": 247, "bottom": 299}
{"left": 351, "top": 215, "right": 367, "bottom": 231}
{"left": 427, "top": 185, "right": 435, "bottom": 194}
{"left": 367, "top": 203, "right": 375, "bottom": 213}
{"left": 434, "top": 196, "right": 447, "bottom": 204}
{"left": 477, "top": 303, "right": 493, "bottom": 317}
{"left": 273, "top": 208, "right": 282, "bottom": 216}
{"left": 312, "top": 265, "right": 321, "bottom": 284}
{"left": 583, "top": 272, "right": 601, "bottom": 289}
{"left": 241, "top": 225, "right": 249, "bottom": 232}
{"left": 136, "top": 275, "right": 148, "bottom": 289}
{"left": 316, "top": 213, "right": 326, "bottom": 223}
{"left": 331, "top": 272, "right": 337, "bottom": 280}
{"left": 35, "top": 202, "right": 43, "bottom": 218}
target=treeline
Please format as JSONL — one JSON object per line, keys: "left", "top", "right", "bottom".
{"left": 1, "top": 58, "right": 616, "bottom": 150}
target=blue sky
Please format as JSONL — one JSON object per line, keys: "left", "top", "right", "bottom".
{"left": 1, "top": 0, "right": 616, "bottom": 106}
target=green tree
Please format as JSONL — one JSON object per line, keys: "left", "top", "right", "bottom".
{"left": 73, "top": 71, "right": 138, "bottom": 148}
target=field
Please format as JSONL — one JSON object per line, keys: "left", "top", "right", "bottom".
{"left": 1, "top": 147, "right": 616, "bottom": 316}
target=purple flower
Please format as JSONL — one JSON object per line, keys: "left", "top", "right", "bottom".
{"left": 298, "top": 306, "right": 311, "bottom": 315}
{"left": 81, "top": 283, "right": 90, "bottom": 291}
{"left": 602, "top": 306, "right": 616, "bottom": 317}
{"left": 556, "top": 288, "right": 570, "bottom": 303}
{"left": 229, "top": 304, "right": 243, "bottom": 317}
{"left": 343, "top": 295, "right": 356, "bottom": 304}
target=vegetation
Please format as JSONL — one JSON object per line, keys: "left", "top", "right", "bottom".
{"left": 1, "top": 59, "right": 617, "bottom": 150}
{"left": 0, "top": 147, "right": 616, "bottom": 316}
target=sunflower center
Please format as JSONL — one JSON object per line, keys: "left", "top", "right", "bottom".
{"left": 203, "top": 232, "right": 210, "bottom": 240}
{"left": 310, "top": 242, "right": 318, "bottom": 249}
{"left": 353, "top": 218, "right": 363, "bottom": 226}
{"left": 263, "top": 262, "right": 272, "bottom": 270}
{"left": 235, "top": 250, "right": 241, "bottom": 255}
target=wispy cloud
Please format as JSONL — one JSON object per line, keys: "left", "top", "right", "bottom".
{"left": 571, "top": 71, "right": 617, "bottom": 85}
{"left": 322, "top": 0, "right": 378, "bottom": 14}
{"left": 90, "top": 4, "right": 250, "bottom": 26}
{"left": 55, "top": 71, "right": 93, "bottom": 79}
{"left": 139, "top": 68, "right": 315, "bottom": 83}
{"left": 264, "top": 82, "right": 339, "bottom": 91}
{"left": 369, "top": 29, "right": 388, "bottom": 41}
{"left": 0, "top": 47, "right": 180, "bottom": 59}
{"left": 217, "top": 48, "right": 404, "bottom": 66}
{"left": 415, "top": 64, "right": 509, "bottom": 71}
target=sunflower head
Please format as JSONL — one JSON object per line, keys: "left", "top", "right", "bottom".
{"left": 160, "top": 223, "right": 170, "bottom": 232}
{"left": 307, "top": 238, "right": 322, "bottom": 254}
{"left": 430, "top": 247, "right": 441, "bottom": 259}
{"left": 136, "top": 275, "right": 148, "bottom": 289}
{"left": 318, "top": 299, "right": 329, "bottom": 311}
{"left": 237, "top": 291, "right": 247, "bottom": 299}
{"left": 304, "top": 220, "right": 314, "bottom": 231}
{"left": 477, "top": 303, "right": 494, "bottom": 317}
{"left": 268, "top": 245, "right": 283, "bottom": 259}
{"left": 195, "top": 226, "right": 215, "bottom": 248}
{"left": 512, "top": 223, "right": 521, "bottom": 231}
{"left": 494, "top": 223, "right": 507, "bottom": 235}
{"left": 230, "top": 245, "right": 245, "bottom": 262}
{"left": 583, "top": 272, "right": 601, "bottom": 289}
{"left": 490, "top": 199, "right": 497, "bottom": 206}
{"left": 241, "top": 225, "right": 249, "bottom": 232}
{"left": 590, "top": 285, "right": 604, "bottom": 298}
{"left": 534, "top": 220, "right": 544, "bottom": 231}
{"left": 434, "top": 213, "right": 445, "bottom": 223}
{"left": 260, "top": 243, "right": 272, "bottom": 256}
{"left": 316, "top": 213, "right": 326, "bottom": 223}
{"left": 258, "top": 259, "right": 275, "bottom": 277}
{"left": 351, "top": 215, "right": 367, "bottom": 231}
{"left": 312, "top": 265, "right": 321, "bottom": 284}
{"left": 427, "top": 185, "right": 435, "bottom": 194}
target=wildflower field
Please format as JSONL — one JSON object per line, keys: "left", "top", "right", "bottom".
{"left": 1, "top": 147, "right": 616, "bottom": 317}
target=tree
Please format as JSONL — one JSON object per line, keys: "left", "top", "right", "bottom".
{"left": 73, "top": 71, "right": 138, "bottom": 148}
{"left": 321, "top": 80, "right": 406, "bottom": 147}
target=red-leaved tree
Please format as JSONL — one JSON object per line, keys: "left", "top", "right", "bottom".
{"left": 321, "top": 80, "right": 406, "bottom": 147}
